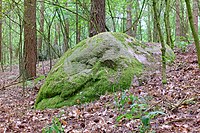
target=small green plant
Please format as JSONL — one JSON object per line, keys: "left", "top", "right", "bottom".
{"left": 42, "top": 117, "right": 64, "bottom": 133}
{"left": 114, "top": 90, "right": 129, "bottom": 110}
{"left": 176, "top": 41, "right": 189, "bottom": 52}
{"left": 114, "top": 91, "right": 164, "bottom": 133}
{"left": 139, "top": 111, "right": 165, "bottom": 133}
{"left": 34, "top": 75, "right": 46, "bottom": 84}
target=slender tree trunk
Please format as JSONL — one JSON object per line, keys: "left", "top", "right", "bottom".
{"left": 122, "top": 9, "right": 125, "bottom": 32}
{"left": 147, "top": 4, "right": 152, "bottom": 42}
{"left": 38, "top": 0, "right": 44, "bottom": 57}
{"left": 62, "top": 3, "right": 69, "bottom": 52}
{"left": 153, "top": 0, "right": 167, "bottom": 84}
{"left": 107, "top": 0, "right": 116, "bottom": 32}
{"left": 46, "top": 9, "right": 56, "bottom": 69}
{"left": 176, "top": 0, "right": 181, "bottom": 41}
{"left": 193, "top": 0, "right": 198, "bottom": 32}
{"left": 9, "top": 13, "right": 12, "bottom": 71}
{"left": 180, "top": 0, "right": 189, "bottom": 41}
{"left": 198, "top": 0, "right": 200, "bottom": 16}
{"left": 0, "top": 0, "right": 2, "bottom": 71}
{"left": 24, "top": 0, "right": 37, "bottom": 79}
{"left": 139, "top": 20, "right": 142, "bottom": 40}
{"left": 18, "top": 14, "right": 23, "bottom": 77}
{"left": 126, "top": 0, "right": 133, "bottom": 36}
{"left": 185, "top": 0, "right": 200, "bottom": 68}
{"left": 54, "top": 24, "right": 58, "bottom": 46}
{"left": 164, "top": 0, "right": 173, "bottom": 49}
{"left": 76, "top": 0, "right": 80, "bottom": 44}
{"left": 184, "top": 8, "right": 190, "bottom": 42}
{"left": 133, "top": 0, "right": 139, "bottom": 37}
{"left": 47, "top": 25, "right": 52, "bottom": 69}
{"left": 63, "top": 20, "right": 69, "bottom": 52}
{"left": 152, "top": 6, "right": 159, "bottom": 42}
{"left": 89, "top": 0, "right": 106, "bottom": 37}
{"left": 57, "top": 23, "right": 61, "bottom": 56}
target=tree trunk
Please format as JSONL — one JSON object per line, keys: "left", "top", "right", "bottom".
{"left": 107, "top": 0, "right": 116, "bottom": 32}
{"left": 18, "top": 15, "right": 23, "bottom": 77}
{"left": 9, "top": 13, "right": 13, "bottom": 71}
{"left": 0, "top": 0, "right": 2, "bottom": 71}
{"left": 176, "top": 0, "right": 181, "bottom": 41}
{"left": 24, "top": 0, "right": 37, "bottom": 79}
{"left": 152, "top": 5, "right": 159, "bottom": 42}
{"left": 180, "top": 0, "right": 188, "bottom": 40}
{"left": 133, "top": 0, "right": 139, "bottom": 37}
{"left": 76, "top": 0, "right": 81, "bottom": 44}
{"left": 139, "top": 20, "right": 142, "bottom": 40}
{"left": 63, "top": 20, "right": 69, "bottom": 52}
{"left": 153, "top": 0, "right": 167, "bottom": 84}
{"left": 38, "top": 0, "right": 44, "bottom": 56}
{"left": 54, "top": 24, "right": 58, "bottom": 46}
{"left": 164, "top": 0, "right": 173, "bottom": 49}
{"left": 147, "top": 4, "right": 152, "bottom": 42}
{"left": 126, "top": 0, "right": 133, "bottom": 36}
{"left": 193, "top": 0, "right": 198, "bottom": 32}
{"left": 62, "top": 3, "right": 69, "bottom": 52}
{"left": 121, "top": 9, "right": 125, "bottom": 32}
{"left": 89, "top": 0, "right": 106, "bottom": 37}
{"left": 185, "top": 0, "right": 200, "bottom": 68}
{"left": 198, "top": 0, "right": 200, "bottom": 16}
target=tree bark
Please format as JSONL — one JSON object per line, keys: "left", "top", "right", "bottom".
{"left": 133, "top": 0, "right": 139, "bottom": 37}
{"left": 126, "top": 0, "right": 133, "bottom": 36}
{"left": 38, "top": 0, "right": 44, "bottom": 55}
{"left": 107, "top": 0, "right": 116, "bottom": 32}
{"left": 24, "top": 0, "right": 37, "bottom": 78}
{"left": 153, "top": 0, "right": 167, "bottom": 84}
{"left": 89, "top": 0, "right": 106, "bottom": 37}
{"left": 0, "top": 0, "right": 2, "bottom": 69}
{"left": 63, "top": 20, "right": 69, "bottom": 52}
{"left": 198, "top": 0, "right": 200, "bottom": 16}
{"left": 152, "top": 5, "right": 159, "bottom": 42}
{"left": 176, "top": 0, "right": 181, "bottom": 41}
{"left": 164, "top": 0, "right": 173, "bottom": 49}
{"left": 76, "top": 0, "right": 81, "bottom": 44}
{"left": 193, "top": 0, "right": 198, "bottom": 32}
{"left": 185, "top": 0, "right": 200, "bottom": 68}
{"left": 147, "top": 4, "right": 152, "bottom": 42}
{"left": 9, "top": 13, "right": 13, "bottom": 71}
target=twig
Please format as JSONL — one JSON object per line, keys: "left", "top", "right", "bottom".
{"left": 0, "top": 74, "right": 21, "bottom": 90}
{"left": 145, "top": 100, "right": 162, "bottom": 112}
{"left": 166, "top": 118, "right": 194, "bottom": 125}
{"left": 0, "top": 75, "right": 45, "bottom": 90}
{"left": 171, "top": 97, "right": 197, "bottom": 111}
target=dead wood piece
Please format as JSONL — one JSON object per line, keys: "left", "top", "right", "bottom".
{"left": 166, "top": 118, "right": 194, "bottom": 125}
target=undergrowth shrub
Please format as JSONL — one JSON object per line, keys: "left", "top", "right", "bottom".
{"left": 114, "top": 90, "right": 164, "bottom": 133}
{"left": 42, "top": 117, "right": 64, "bottom": 133}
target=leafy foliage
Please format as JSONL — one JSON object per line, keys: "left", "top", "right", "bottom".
{"left": 176, "top": 41, "right": 189, "bottom": 52}
{"left": 114, "top": 91, "right": 164, "bottom": 132}
{"left": 42, "top": 117, "right": 64, "bottom": 133}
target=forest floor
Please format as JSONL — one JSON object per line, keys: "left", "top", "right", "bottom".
{"left": 0, "top": 44, "right": 199, "bottom": 133}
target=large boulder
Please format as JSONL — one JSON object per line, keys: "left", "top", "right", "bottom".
{"left": 35, "top": 32, "right": 175, "bottom": 109}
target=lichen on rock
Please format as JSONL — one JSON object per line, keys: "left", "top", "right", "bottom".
{"left": 35, "top": 32, "right": 174, "bottom": 109}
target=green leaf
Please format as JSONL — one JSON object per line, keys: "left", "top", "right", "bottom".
{"left": 124, "top": 113, "right": 133, "bottom": 119}
{"left": 116, "top": 114, "right": 125, "bottom": 122}
{"left": 147, "top": 111, "right": 165, "bottom": 119}
{"left": 141, "top": 116, "right": 150, "bottom": 126}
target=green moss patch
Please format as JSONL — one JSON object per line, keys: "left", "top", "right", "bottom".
{"left": 35, "top": 32, "right": 174, "bottom": 110}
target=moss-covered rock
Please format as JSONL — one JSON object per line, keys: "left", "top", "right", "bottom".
{"left": 35, "top": 32, "right": 174, "bottom": 109}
